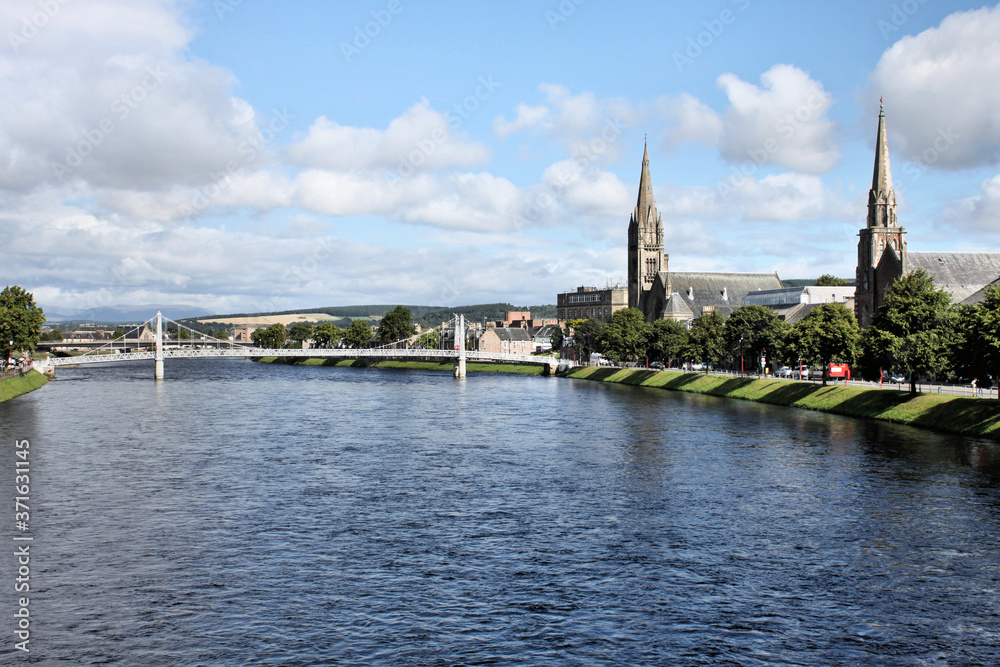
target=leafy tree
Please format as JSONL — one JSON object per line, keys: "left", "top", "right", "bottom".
{"left": 343, "top": 319, "right": 373, "bottom": 348}
{"left": 723, "top": 305, "right": 787, "bottom": 374}
{"left": 416, "top": 328, "right": 440, "bottom": 349}
{"left": 312, "top": 322, "right": 343, "bottom": 348}
{"left": 40, "top": 329, "right": 64, "bottom": 341}
{"left": 601, "top": 308, "right": 650, "bottom": 363}
{"left": 865, "top": 269, "right": 954, "bottom": 392}
{"left": 951, "top": 285, "right": 1000, "bottom": 388}
{"left": 213, "top": 330, "right": 230, "bottom": 341}
{"left": 786, "top": 302, "right": 859, "bottom": 384}
{"left": 251, "top": 323, "right": 287, "bottom": 349}
{"left": 0, "top": 286, "right": 46, "bottom": 356}
{"left": 550, "top": 325, "right": 564, "bottom": 351}
{"left": 378, "top": 306, "right": 414, "bottom": 345}
{"left": 112, "top": 327, "right": 125, "bottom": 340}
{"left": 647, "top": 318, "right": 688, "bottom": 366}
{"left": 178, "top": 326, "right": 190, "bottom": 340}
{"left": 682, "top": 310, "right": 726, "bottom": 369}
{"left": 573, "top": 318, "right": 605, "bottom": 363}
{"left": 287, "top": 322, "right": 314, "bottom": 345}
{"left": 816, "top": 274, "right": 848, "bottom": 287}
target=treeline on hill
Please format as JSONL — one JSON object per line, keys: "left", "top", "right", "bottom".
{"left": 184, "top": 303, "right": 557, "bottom": 330}
{"left": 561, "top": 270, "right": 999, "bottom": 394}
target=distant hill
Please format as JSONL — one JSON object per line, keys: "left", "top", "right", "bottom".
{"left": 43, "top": 304, "right": 213, "bottom": 323}
{"left": 189, "top": 303, "right": 558, "bottom": 329}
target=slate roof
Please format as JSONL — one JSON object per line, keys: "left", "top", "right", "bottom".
{"left": 661, "top": 292, "right": 694, "bottom": 318}
{"left": 492, "top": 327, "right": 532, "bottom": 342}
{"left": 908, "top": 252, "right": 1000, "bottom": 304}
{"left": 665, "top": 271, "right": 783, "bottom": 317}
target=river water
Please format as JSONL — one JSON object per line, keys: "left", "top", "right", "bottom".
{"left": 1, "top": 359, "right": 999, "bottom": 665}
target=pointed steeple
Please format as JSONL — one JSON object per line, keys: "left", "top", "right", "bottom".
{"left": 871, "top": 97, "right": 893, "bottom": 196}
{"left": 636, "top": 140, "right": 656, "bottom": 222}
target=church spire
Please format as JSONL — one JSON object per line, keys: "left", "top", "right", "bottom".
{"left": 636, "top": 139, "right": 655, "bottom": 218}
{"left": 871, "top": 97, "right": 893, "bottom": 197}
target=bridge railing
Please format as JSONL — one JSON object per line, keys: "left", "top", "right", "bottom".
{"left": 46, "top": 346, "right": 559, "bottom": 367}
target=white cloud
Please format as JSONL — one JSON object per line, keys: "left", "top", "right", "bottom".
{"left": 867, "top": 5, "right": 1000, "bottom": 169}
{"left": 492, "top": 84, "right": 635, "bottom": 162}
{"left": 286, "top": 99, "right": 491, "bottom": 172}
{"left": 0, "top": 0, "right": 266, "bottom": 194}
{"left": 660, "top": 64, "right": 840, "bottom": 174}
{"left": 493, "top": 103, "right": 549, "bottom": 138}
{"left": 944, "top": 174, "right": 1000, "bottom": 234}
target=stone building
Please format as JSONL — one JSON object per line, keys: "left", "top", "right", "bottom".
{"left": 627, "top": 144, "right": 782, "bottom": 323}
{"left": 557, "top": 285, "right": 628, "bottom": 322}
{"left": 478, "top": 327, "right": 533, "bottom": 355}
{"left": 854, "top": 102, "right": 1000, "bottom": 326}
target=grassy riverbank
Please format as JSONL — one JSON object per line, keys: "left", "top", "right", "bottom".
{"left": 564, "top": 367, "right": 1000, "bottom": 440}
{"left": 252, "top": 357, "right": 549, "bottom": 375}
{"left": 0, "top": 370, "right": 49, "bottom": 403}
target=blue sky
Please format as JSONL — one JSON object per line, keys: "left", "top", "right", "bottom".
{"left": 3, "top": 0, "right": 1000, "bottom": 314}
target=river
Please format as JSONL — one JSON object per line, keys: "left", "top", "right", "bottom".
{"left": 1, "top": 358, "right": 999, "bottom": 665}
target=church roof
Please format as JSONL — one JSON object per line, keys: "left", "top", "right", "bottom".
{"left": 660, "top": 292, "right": 694, "bottom": 318}
{"left": 667, "top": 271, "right": 784, "bottom": 313}
{"left": 908, "top": 252, "right": 1000, "bottom": 304}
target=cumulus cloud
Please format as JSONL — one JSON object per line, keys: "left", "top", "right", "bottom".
{"left": 660, "top": 64, "right": 840, "bottom": 174}
{"left": 867, "top": 5, "right": 1000, "bottom": 169}
{"left": 944, "top": 174, "right": 1000, "bottom": 235}
{"left": 492, "top": 83, "right": 636, "bottom": 162}
{"left": 286, "top": 99, "right": 491, "bottom": 172}
{"left": 0, "top": 0, "right": 268, "bottom": 194}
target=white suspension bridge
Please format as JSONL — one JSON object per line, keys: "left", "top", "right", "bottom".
{"left": 38, "top": 312, "right": 558, "bottom": 379}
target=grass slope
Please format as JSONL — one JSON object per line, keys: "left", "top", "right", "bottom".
{"left": 0, "top": 370, "right": 49, "bottom": 403}
{"left": 253, "top": 357, "right": 548, "bottom": 375}
{"left": 565, "top": 367, "right": 1000, "bottom": 440}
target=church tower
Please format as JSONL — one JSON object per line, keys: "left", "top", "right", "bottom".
{"left": 856, "top": 100, "right": 906, "bottom": 328}
{"left": 628, "top": 142, "right": 665, "bottom": 313}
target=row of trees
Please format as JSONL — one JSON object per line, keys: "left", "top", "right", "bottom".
{"left": 249, "top": 306, "right": 417, "bottom": 350}
{"left": 559, "top": 270, "right": 999, "bottom": 392}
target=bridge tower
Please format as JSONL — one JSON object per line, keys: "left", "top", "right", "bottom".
{"left": 155, "top": 311, "right": 164, "bottom": 380}
{"left": 453, "top": 314, "right": 466, "bottom": 378}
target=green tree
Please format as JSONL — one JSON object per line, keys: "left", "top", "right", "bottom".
{"left": 951, "top": 285, "right": 1000, "bottom": 389}
{"left": 815, "top": 274, "right": 848, "bottom": 286}
{"left": 572, "top": 318, "right": 605, "bottom": 363}
{"left": 550, "top": 325, "right": 564, "bottom": 351}
{"left": 287, "top": 322, "right": 314, "bottom": 345}
{"left": 724, "top": 305, "right": 787, "bottom": 374}
{"left": 601, "top": 308, "right": 650, "bottom": 363}
{"left": 682, "top": 310, "right": 726, "bottom": 369}
{"left": 112, "top": 327, "right": 125, "bottom": 340}
{"left": 312, "top": 322, "right": 343, "bottom": 348}
{"left": 251, "top": 323, "right": 287, "bottom": 349}
{"left": 786, "top": 302, "right": 859, "bottom": 384}
{"left": 416, "top": 328, "right": 440, "bottom": 349}
{"left": 343, "top": 319, "right": 373, "bottom": 348}
{"left": 646, "top": 318, "right": 688, "bottom": 366}
{"left": 0, "top": 286, "right": 45, "bottom": 357}
{"left": 865, "top": 269, "right": 954, "bottom": 393}
{"left": 378, "top": 306, "right": 414, "bottom": 345}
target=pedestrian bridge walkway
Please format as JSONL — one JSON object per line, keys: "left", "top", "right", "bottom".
{"left": 38, "top": 312, "right": 558, "bottom": 378}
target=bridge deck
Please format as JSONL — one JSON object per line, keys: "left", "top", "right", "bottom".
{"left": 45, "top": 347, "right": 557, "bottom": 368}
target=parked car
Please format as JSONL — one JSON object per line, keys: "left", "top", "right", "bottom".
{"left": 791, "top": 366, "right": 810, "bottom": 379}
{"left": 691, "top": 362, "right": 706, "bottom": 371}
{"left": 889, "top": 373, "right": 906, "bottom": 384}
{"left": 776, "top": 366, "right": 792, "bottom": 378}
{"left": 650, "top": 361, "right": 663, "bottom": 369}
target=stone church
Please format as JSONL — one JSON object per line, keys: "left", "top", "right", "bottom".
{"left": 855, "top": 102, "right": 1000, "bottom": 327}
{"left": 628, "top": 144, "right": 782, "bottom": 322}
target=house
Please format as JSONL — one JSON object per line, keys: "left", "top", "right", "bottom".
{"left": 478, "top": 327, "right": 533, "bottom": 355}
